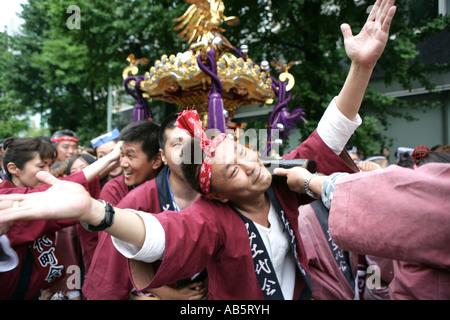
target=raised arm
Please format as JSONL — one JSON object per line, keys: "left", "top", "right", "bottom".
{"left": 81, "top": 141, "right": 123, "bottom": 182}
{"left": 291, "top": 0, "right": 397, "bottom": 161}
{"left": 0, "top": 171, "right": 146, "bottom": 248}
{"left": 336, "top": 0, "right": 396, "bottom": 120}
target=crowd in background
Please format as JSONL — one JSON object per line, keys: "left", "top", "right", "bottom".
{"left": 0, "top": 120, "right": 448, "bottom": 300}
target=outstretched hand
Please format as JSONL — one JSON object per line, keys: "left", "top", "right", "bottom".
{"left": 341, "top": 0, "right": 397, "bottom": 69}
{"left": 0, "top": 171, "right": 97, "bottom": 225}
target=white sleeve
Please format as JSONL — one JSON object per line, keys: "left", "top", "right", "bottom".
{"left": 316, "top": 97, "right": 362, "bottom": 155}
{"left": 0, "top": 235, "right": 19, "bottom": 273}
{"left": 111, "top": 210, "right": 166, "bottom": 264}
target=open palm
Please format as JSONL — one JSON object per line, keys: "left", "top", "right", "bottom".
{"left": 342, "top": 0, "right": 397, "bottom": 68}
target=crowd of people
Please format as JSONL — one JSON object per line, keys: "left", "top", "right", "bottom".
{"left": 0, "top": 0, "right": 448, "bottom": 301}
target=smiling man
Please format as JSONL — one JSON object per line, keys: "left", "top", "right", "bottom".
{"left": 82, "top": 114, "right": 207, "bottom": 300}
{"left": 98, "top": 120, "right": 163, "bottom": 206}
{"left": 50, "top": 129, "right": 79, "bottom": 162}
{"left": 0, "top": 0, "right": 397, "bottom": 300}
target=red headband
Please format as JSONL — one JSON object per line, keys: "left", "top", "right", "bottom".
{"left": 175, "top": 109, "right": 226, "bottom": 195}
{"left": 411, "top": 145, "right": 430, "bottom": 163}
{"left": 51, "top": 137, "right": 79, "bottom": 143}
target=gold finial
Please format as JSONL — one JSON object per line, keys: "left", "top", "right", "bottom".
{"left": 174, "top": 0, "right": 239, "bottom": 44}
{"left": 127, "top": 53, "right": 150, "bottom": 67}
{"left": 123, "top": 54, "right": 150, "bottom": 82}
{"left": 271, "top": 59, "right": 295, "bottom": 91}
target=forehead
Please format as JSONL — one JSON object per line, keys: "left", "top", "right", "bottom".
{"left": 166, "top": 127, "right": 190, "bottom": 143}
{"left": 72, "top": 157, "right": 89, "bottom": 166}
{"left": 212, "top": 138, "right": 240, "bottom": 165}
{"left": 27, "top": 153, "right": 52, "bottom": 164}
{"left": 96, "top": 140, "right": 117, "bottom": 153}
{"left": 122, "top": 141, "right": 143, "bottom": 152}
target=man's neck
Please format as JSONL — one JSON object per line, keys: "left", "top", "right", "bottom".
{"left": 234, "top": 193, "right": 270, "bottom": 227}
{"left": 169, "top": 170, "right": 200, "bottom": 210}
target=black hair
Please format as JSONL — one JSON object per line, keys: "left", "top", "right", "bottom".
{"left": 119, "top": 120, "right": 160, "bottom": 160}
{"left": 180, "top": 138, "right": 205, "bottom": 194}
{"left": 417, "top": 151, "right": 450, "bottom": 166}
{"left": 2, "top": 137, "right": 56, "bottom": 179}
{"left": 66, "top": 153, "right": 97, "bottom": 175}
{"left": 158, "top": 112, "right": 180, "bottom": 153}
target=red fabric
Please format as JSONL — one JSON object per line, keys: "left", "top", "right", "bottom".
{"left": 129, "top": 130, "right": 357, "bottom": 299}
{"left": 175, "top": 109, "right": 226, "bottom": 194}
{"left": 329, "top": 163, "right": 450, "bottom": 269}
{"left": 95, "top": 174, "right": 131, "bottom": 207}
{"left": 297, "top": 204, "right": 357, "bottom": 300}
{"left": 50, "top": 137, "right": 79, "bottom": 143}
{"left": 411, "top": 145, "right": 430, "bottom": 163}
{"left": 282, "top": 129, "right": 359, "bottom": 175}
{"left": 329, "top": 163, "right": 450, "bottom": 299}
{"left": 389, "top": 260, "right": 450, "bottom": 300}
{"left": 76, "top": 174, "right": 101, "bottom": 274}
{"left": 0, "top": 171, "right": 96, "bottom": 300}
{"left": 82, "top": 174, "right": 137, "bottom": 300}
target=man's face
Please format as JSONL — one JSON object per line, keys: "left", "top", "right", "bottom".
{"left": 56, "top": 138, "right": 78, "bottom": 162}
{"left": 161, "top": 127, "right": 191, "bottom": 179}
{"left": 96, "top": 140, "right": 117, "bottom": 158}
{"left": 210, "top": 138, "right": 272, "bottom": 203}
{"left": 120, "top": 141, "right": 160, "bottom": 187}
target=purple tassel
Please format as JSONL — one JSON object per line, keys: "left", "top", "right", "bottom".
{"left": 197, "top": 49, "right": 226, "bottom": 133}
{"left": 133, "top": 102, "right": 152, "bottom": 122}
{"left": 123, "top": 75, "right": 153, "bottom": 122}
{"left": 265, "top": 76, "right": 304, "bottom": 155}
{"left": 207, "top": 93, "right": 226, "bottom": 132}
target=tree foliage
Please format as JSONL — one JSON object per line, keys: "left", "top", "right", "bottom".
{"left": 0, "top": 0, "right": 448, "bottom": 153}
{"left": 0, "top": 33, "right": 29, "bottom": 138}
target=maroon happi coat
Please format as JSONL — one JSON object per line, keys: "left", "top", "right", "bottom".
{"left": 329, "top": 163, "right": 450, "bottom": 299}
{"left": 82, "top": 175, "right": 157, "bottom": 300}
{"left": 128, "top": 130, "right": 358, "bottom": 299}
{"left": 0, "top": 171, "right": 100, "bottom": 300}
{"left": 297, "top": 203, "right": 358, "bottom": 300}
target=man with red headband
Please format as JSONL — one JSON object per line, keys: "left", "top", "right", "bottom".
{"left": 0, "top": 0, "right": 397, "bottom": 300}
{"left": 50, "top": 129, "right": 79, "bottom": 162}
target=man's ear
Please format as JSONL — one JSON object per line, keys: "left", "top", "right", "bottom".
{"left": 206, "top": 191, "right": 229, "bottom": 203}
{"left": 152, "top": 153, "right": 163, "bottom": 169}
{"left": 159, "top": 149, "right": 167, "bottom": 166}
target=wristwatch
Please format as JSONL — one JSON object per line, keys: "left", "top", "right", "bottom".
{"left": 81, "top": 199, "right": 115, "bottom": 232}
{"left": 304, "top": 173, "right": 323, "bottom": 199}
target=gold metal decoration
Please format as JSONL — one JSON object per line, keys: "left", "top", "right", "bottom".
{"left": 173, "top": 0, "right": 239, "bottom": 43}
{"left": 123, "top": 0, "right": 296, "bottom": 121}
{"left": 271, "top": 59, "right": 295, "bottom": 91}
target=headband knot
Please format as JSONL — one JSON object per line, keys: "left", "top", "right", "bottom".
{"left": 175, "top": 109, "right": 226, "bottom": 194}
{"left": 411, "top": 145, "right": 430, "bottom": 163}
